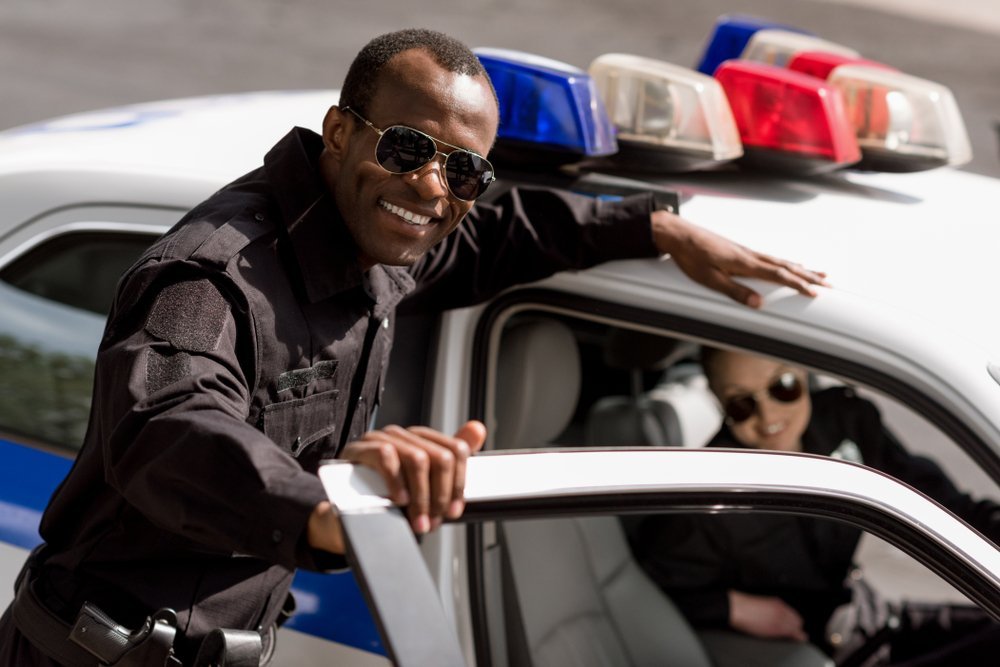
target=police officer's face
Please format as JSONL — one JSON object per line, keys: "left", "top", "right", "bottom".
{"left": 321, "top": 48, "right": 498, "bottom": 269}
{"left": 707, "top": 350, "right": 811, "bottom": 453}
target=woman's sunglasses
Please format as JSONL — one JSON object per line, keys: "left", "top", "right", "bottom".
{"left": 343, "top": 107, "right": 496, "bottom": 202}
{"left": 722, "top": 371, "right": 805, "bottom": 424}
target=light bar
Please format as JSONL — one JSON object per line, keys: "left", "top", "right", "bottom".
{"left": 475, "top": 47, "right": 617, "bottom": 164}
{"left": 696, "top": 15, "right": 811, "bottom": 75}
{"left": 741, "top": 29, "right": 860, "bottom": 68}
{"left": 788, "top": 51, "right": 895, "bottom": 80}
{"left": 588, "top": 53, "right": 742, "bottom": 172}
{"left": 715, "top": 61, "right": 861, "bottom": 173}
{"left": 828, "top": 65, "right": 973, "bottom": 171}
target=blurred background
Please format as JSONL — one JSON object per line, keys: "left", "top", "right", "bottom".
{"left": 2, "top": 0, "right": 998, "bottom": 177}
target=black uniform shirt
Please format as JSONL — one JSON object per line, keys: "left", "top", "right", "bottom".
{"left": 35, "top": 127, "right": 662, "bottom": 653}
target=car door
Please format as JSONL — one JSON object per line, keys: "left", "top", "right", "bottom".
{"left": 388, "top": 292, "right": 1000, "bottom": 666}
{"left": 320, "top": 449, "right": 1000, "bottom": 667}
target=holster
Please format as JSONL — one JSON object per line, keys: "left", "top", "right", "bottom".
{"left": 12, "top": 556, "right": 183, "bottom": 667}
{"left": 69, "top": 603, "right": 182, "bottom": 666}
{"left": 192, "top": 628, "right": 262, "bottom": 667}
{"left": 10, "top": 549, "right": 263, "bottom": 667}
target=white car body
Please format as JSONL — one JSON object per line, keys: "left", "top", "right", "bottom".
{"left": 0, "top": 90, "right": 997, "bottom": 665}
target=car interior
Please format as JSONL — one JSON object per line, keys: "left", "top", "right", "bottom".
{"left": 475, "top": 311, "right": 991, "bottom": 667}
{"left": 485, "top": 316, "right": 832, "bottom": 667}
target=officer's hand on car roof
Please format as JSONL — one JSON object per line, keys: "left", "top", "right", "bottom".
{"left": 651, "top": 210, "right": 829, "bottom": 308}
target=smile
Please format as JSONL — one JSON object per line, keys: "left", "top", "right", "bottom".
{"left": 379, "top": 199, "right": 432, "bottom": 226}
{"left": 763, "top": 422, "right": 786, "bottom": 435}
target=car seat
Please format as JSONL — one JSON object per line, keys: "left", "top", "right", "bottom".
{"left": 584, "top": 328, "right": 720, "bottom": 449}
{"left": 491, "top": 319, "right": 833, "bottom": 667}
{"left": 492, "top": 318, "right": 713, "bottom": 667}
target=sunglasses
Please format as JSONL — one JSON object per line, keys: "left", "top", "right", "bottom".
{"left": 343, "top": 107, "right": 496, "bottom": 202}
{"left": 722, "top": 371, "right": 805, "bottom": 424}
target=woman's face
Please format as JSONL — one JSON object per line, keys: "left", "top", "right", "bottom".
{"left": 707, "top": 350, "right": 811, "bottom": 452}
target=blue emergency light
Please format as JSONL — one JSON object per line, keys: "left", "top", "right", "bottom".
{"left": 475, "top": 48, "right": 617, "bottom": 163}
{"left": 696, "top": 15, "right": 811, "bottom": 75}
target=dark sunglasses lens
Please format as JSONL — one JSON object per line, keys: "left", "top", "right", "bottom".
{"left": 723, "top": 395, "right": 757, "bottom": 423}
{"left": 375, "top": 126, "right": 436, "bottom": 173}
{"left": 768, "top": 373, "right": 804, "bottom": 403}
{"left": 445, "top": 151, "right": 494, "bottom": 201}
{"left": 724, "top": 373, "right": 803, "bottom": 424}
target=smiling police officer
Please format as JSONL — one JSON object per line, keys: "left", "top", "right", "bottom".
{"left": 0, "top": 29, "right": 826, "bottom": 666}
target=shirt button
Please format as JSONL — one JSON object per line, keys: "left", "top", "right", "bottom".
{"left": 254, "top": 212, "right": 264, "bottom": 222}
{"left": 271, "top": 529, "right": 283, "bottom": 543}
{"left": 381, "top": 317, "right": 389, "bottom": 329}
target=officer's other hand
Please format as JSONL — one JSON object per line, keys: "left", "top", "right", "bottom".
{"left": 651, "top": 210, "right": 829, "bottom": 309}
{"left": 728, "top": 590, "right": 809, "bottom": 642}
{"left": 340, "top": 421, "right": 487, "bottom": 535}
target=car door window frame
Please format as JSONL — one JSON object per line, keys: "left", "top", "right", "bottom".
{"left": 463, "top": 287, "right": 1000, "bottom": 666}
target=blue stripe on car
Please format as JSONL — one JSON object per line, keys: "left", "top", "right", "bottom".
{"left": 0, "top": 438, "right": 384, "bottom": 655}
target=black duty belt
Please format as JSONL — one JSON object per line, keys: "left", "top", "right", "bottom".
{"left": 11, "top": 555, "right": 263, "bottom": 667}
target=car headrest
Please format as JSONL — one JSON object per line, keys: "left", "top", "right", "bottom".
{"left": 493, "top": 319, "right": 581, "bottom": 450}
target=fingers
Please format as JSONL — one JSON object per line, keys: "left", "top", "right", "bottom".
{"left": 761, "top": 263, "right": 826, "bottom": 297}
{"left": 749, "top": 253, "right": 830, "bottom": 292}
{"left": 454, "top": 420, "right": 488, "bottom": 452}
{"left": 341, "top": 438, "right": 409, "bottom": 505}
{"left": 729, "top": 591, "right": 808, "bottom": 641}
{"left": 341, "top": 421, "right": 485, "bottom": 535}
{"left": 702, "top": 268, "right": 763, "bottom": 309}
{"left": 383, "top": 426, "right": 453, "bottom": 531}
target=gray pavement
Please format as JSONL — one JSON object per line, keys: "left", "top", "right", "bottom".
{"left": 2, "top": 0, "right": 998, "bottom": 177}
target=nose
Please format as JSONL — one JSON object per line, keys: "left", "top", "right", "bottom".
{"left": 753, "top": 393, "right": 782, "bottom": 423}
{"left": 405, "top": 156, "right": 449, "bottom": 200}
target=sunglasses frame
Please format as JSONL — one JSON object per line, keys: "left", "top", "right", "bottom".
{"left": 722, "top": 371, "right": 806, "bottom": 424}
{"left": 342, "top": 106, "right": 496, "bottom": 202}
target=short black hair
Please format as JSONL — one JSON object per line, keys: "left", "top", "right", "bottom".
{"left": 340, "top": 28, "right": 497, "bottom": 115}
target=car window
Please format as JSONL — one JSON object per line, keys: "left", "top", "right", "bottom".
{"left": 487, "top": 309, "right": 999, "bottom": 527}
{"left": 482, "top": 511, "right": 984, "bottom": 667}
{"left": 1, "top": 232, "right": 151, "bottom": 316}
{"left": 0, "top": 231, "right": 152, "bottom": 451}
{"left": 477, "top": 308, "right": 1000, "bottom": 661}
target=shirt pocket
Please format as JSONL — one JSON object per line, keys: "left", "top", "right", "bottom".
{"left": 261, "top": 389, "right": 340, "bottom": 472}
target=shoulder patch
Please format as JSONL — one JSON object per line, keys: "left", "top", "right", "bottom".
{"left": 189, "top": 214, "right": 273, "bottom": 269}
{"left": 146, "top": 349, "right": 192, "bottom": 394}
{"left": 146, "top": 279, "right": 230, "bottom": 352}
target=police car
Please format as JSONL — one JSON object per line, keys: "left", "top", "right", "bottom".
{"left": 1, "top": 16, "right": 998, "bottom": 666}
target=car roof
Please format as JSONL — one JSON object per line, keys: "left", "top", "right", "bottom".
{"left": 0, "top": 90, "right": 335, "bottom": 182}
{"left": 1, "top": 89, "right": 997, "bottom": 360}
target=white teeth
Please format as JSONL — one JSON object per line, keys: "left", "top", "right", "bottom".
{"left": 765, "top": 423, "right": 784, "bottom": 435}
{"left": 379, "top": 199, "right": 431, "bottom": 226}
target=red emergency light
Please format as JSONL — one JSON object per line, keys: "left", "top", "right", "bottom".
{"left": 788, "top": 51, "right": 896, "bottom": 80}
{"left": 714, "top": 60, "right": 861, "bottom": 173}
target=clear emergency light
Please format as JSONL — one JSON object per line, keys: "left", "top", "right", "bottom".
{"left": 696, "top": 15, "right": 810, "bottom": 75}
{"left": 715, "top": 60, "right": 861, "bottom": 173}
{"left": 588, "top": 53, "right": 743, "bottom": 172}
{"left": 475, "top": 47, "right": 617, "bottom": 166}
{"left": 741, "top": 30, "right": 860, "bottom": 68}
{"left": 828, "top": 65, "right": 973, "bottom": 171}
{"left": 788, "top": 51, "right": 895, "bottom": 81}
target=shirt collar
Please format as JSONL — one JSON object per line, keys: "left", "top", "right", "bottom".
{"left": 263, "top": 127, "right": 414, "bottom": 308}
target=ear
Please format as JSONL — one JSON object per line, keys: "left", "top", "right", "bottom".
{"left": 322, "top": 105, "right": 352, "bottom": 159}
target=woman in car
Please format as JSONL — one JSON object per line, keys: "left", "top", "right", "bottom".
{"left": 632, "top": 347, "right": 1000, "bottom": 665}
